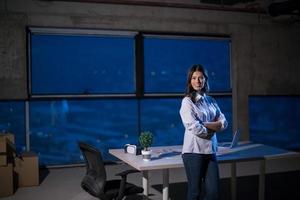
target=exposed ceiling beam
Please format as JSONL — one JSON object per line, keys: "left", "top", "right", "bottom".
{"left": 40, "top": 0, "right": 266, "bottom": 14}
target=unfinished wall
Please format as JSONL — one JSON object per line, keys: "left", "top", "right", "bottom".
{"left": 0, "top": 0, "right": 299, "bottom": 139}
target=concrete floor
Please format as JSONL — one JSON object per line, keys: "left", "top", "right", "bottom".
{"left": 2, "top": 163, "right": 300, "bottom": 200}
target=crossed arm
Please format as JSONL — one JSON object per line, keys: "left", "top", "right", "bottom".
{"left": 203, "top": 113, "right": 227, "bottom": 133}
{"left": 203, "top": 121, "right": 223, "bottom": 132}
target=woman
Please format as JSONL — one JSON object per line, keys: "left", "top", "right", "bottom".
{"left": 179, "top": 64, "right": 228, "bottom": 200}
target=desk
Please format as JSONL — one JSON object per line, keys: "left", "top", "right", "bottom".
{"left": 109, "top": 143, "right": 299, "bottom": 200}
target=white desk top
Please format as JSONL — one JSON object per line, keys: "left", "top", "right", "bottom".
{"left": 109, "top": 143, "right": 300, "bottom": 171}
{"left": 109, "top": 145, "right": 183, "bottom": 171}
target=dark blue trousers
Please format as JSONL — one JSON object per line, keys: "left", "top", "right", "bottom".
{"left": 182, "top": 153, "right": 220, "bottom": 200}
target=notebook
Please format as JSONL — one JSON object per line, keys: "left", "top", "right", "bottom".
{"left": 217, "top": 129, "right": 241, "bottom": 155}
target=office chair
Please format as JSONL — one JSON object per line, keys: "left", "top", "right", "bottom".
{"left": 78, "top": 142, "right": 143, "bottom": 200}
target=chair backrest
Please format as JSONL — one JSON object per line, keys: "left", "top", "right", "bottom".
{"left": 78, "top": 142, "right": 107, "bottom": 197}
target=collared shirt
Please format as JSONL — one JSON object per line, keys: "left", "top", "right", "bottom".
{"left": 179, "top": 93, "right": 228, "bottom": 154}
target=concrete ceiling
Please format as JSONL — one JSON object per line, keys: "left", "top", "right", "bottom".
{"left": 40, "top": 0, "right": 299, "bottom": 16}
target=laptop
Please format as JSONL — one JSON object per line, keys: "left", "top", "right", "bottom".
{"left": 217, "top": 129, "right": 241, "bottom": 155}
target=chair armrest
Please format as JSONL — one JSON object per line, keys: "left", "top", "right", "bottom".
{"left": 115, "top": 170, "right": 141, "bottom": 200}
{"left": 115, "top": 169, "right": 140, "bottom": 177}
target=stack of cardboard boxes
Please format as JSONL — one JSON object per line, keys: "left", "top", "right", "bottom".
{"left": 0, "top": 133, "right": 39, "bottom": 197}
{"left": 0, "top": 133, "right": 15, "bottom": 197}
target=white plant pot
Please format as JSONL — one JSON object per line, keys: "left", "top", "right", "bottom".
{"left": 141, "top": 150, "right": 151, "bottom": 161}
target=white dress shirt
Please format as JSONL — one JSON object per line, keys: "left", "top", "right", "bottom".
{"left": 179, "top": 93, "right": 228, "bottom": 154}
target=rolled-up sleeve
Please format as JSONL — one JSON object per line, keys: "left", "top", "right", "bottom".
{"left": 219, "top": 112, "right": 228, "bottom": 130}
{"left": 212, "top": 99, "right": 228, "bottom": 130}
{"left": 179, "top": 98, "right": 212, "bottom": 139}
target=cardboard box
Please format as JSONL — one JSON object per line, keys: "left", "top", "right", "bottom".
{"left": 0, "top": 137, "right": 7, "bottom": 152}
{"left": 0, "top": 163, "right": 14, "bottom": 197}
{"left": 0, "top": 133, "right": 15, "bottom": 145}
{"left": 0, "top": 137, "right": 16, "bottom": 166}
{"left": 0, "top": 133, "right": 15, "bottom": 154}
{"left": 15, "top": 151, "right": 39, "bottom": 187}
{"left": 0, "top": 153, "right": 6, "bottom": 166}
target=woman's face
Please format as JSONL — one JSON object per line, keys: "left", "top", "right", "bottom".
{"left": 191, "top": 71, "right": 205, "bottom": 92}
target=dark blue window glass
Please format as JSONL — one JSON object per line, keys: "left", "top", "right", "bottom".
{"left": 140, "top": 97, "right": 232, "bottom": 146}
{"left": 144, "top": 37, "right": 231, "bottom": 93}
{"left": 0, "top": 101, "right": 26, "bottom": 153}
{"left": 29, "top": 99, "right": 138, "bottom": 166}
{"left": 249, "top": 96, "right": 300, "bottom": 150}
{"left": 31, "top": 34, "right": 135, "bottom": 95}
{"left": 140, "top": 98, "right": 184, "bottom": 146}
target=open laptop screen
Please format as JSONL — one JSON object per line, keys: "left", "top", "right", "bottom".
{"left": 218, "top": 129, "right": 240, "bottom": 149}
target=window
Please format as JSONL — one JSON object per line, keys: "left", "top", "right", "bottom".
{"left": 0, "top": 101, "right": 26, "bottom": 153}
{"left": 249, "top": 96, "right": 300, "bottom": 150}
{"left": 142, "top": 35, "right": 232, "bottom": 143}
{"left": 140, "top": 98, "right": 184, "bottom": 146}
{"left": 143, "top": 35, "right": 231, "bottom": 93}
{"left": 30, "top": 29, "right": 136, "bottom": 95}
{"left": 22, "top": 28, "right": 233, "bottom": 165}
{"left": 29, "top": 99, "right": 138, "bottom": 165}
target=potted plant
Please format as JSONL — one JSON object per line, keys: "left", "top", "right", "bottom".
{"left": 139, "top": 131, "right": 153, "bottom": 161}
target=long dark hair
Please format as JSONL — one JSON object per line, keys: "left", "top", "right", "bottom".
{"left": 185, "top": 64, "right": 209, "bottom": 103}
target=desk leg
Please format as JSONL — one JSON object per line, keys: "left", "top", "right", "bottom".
{"left": 231, "top": 162, "right": 237, "bottom": 200}
{"left": 163, "top": 169, "right": 169, "bottom": 200}
{"left": 259, "top": 159, "right": 266, "bottom": 200}
{"left": 143, "top": 171, "right": 149, "bottom": 199}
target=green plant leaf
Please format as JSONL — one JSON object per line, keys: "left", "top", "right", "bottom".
{"left": 139, "top": 131, "right": 153, "bottom": 151}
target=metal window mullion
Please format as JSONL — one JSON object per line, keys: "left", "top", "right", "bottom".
{"left": 25, "top": 100, "right": 30, "bottom": 151}
{"left": 28, "top": 27, "right": 138, "bottom": 37}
